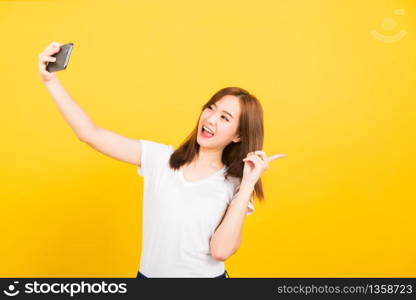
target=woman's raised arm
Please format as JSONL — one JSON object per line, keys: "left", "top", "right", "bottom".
{"left": 38, "top": 41, "right": 142, "bottom": 166}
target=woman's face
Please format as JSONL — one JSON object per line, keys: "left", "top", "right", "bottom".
{"left": 197, "top": 95, "right": 241, "bottom": 150}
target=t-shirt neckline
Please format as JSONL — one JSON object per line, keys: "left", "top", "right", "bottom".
{"left": 179, "top": 165, "right": 226, "bottom": 186}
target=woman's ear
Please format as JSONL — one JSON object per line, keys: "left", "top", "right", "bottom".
{"left": 232, "top": 135, "right": 241, "bottom": 143}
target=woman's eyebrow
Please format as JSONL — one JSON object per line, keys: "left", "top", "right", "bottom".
{"left": 223, "top": 111, "right": 234, "bottom": 119}
{"left": 212, "top": 103, "right": 234, "bottom": 119}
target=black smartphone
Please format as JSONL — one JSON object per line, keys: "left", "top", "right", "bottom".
{"left": 46, "top": 43, "right": 74, "bottom": 72}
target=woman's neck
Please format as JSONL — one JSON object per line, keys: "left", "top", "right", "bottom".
{"left": 193, "top": 147, "right": 224, "bottom": 169}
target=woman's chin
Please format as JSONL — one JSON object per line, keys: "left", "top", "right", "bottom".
{"left": 197, "top": 137, "right": 213, "bottom": 148}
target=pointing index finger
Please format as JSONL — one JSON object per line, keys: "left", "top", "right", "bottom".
{"left": 267, "top": 154, "right": 286, "bottom": 162}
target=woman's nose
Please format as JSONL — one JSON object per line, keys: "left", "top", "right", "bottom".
{"left": 207, "top": 113, "right": 219, "bottom": 124}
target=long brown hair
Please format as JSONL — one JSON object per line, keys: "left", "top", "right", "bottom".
{"left": 169, "top": 86, "right": 265, "bottom": 202}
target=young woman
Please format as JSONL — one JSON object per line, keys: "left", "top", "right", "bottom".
{"left": 38, "top": 41, "right": 286, "bottom": 278}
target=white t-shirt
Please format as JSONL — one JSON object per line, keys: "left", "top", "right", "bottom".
{"left": 136, "top": 139, "right": 254, "bottom": 278}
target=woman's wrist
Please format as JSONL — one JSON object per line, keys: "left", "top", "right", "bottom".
{"left": 240, "top": 178, "right": 256, "bottom": 192}
{"left": 42, "top": 75, "right": 58, "bottom": 85}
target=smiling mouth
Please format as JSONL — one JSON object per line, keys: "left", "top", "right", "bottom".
{"left": 200, "top": 126, "right": 215, "bottom": 138}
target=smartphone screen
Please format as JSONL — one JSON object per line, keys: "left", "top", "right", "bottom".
{"left": 46, "top": 43, "right": 74, "bottom": 72}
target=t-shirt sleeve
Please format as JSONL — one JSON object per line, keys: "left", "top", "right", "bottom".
{"left": 229, "top": 183, "right": 255, "bottom": 216}
{"left": 137, "top": 139, "right": 174, "bottom": 179}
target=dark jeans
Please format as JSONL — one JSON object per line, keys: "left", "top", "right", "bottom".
{"left": 137, "top": 270, "right": 229, "bottom": 278}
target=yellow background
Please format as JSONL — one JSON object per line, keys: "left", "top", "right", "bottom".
{"left": 1, "top": 0, "right": 415, "bottom": 277}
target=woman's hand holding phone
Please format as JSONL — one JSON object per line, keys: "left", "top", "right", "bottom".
{"left": 38, "top": 41, "right": 61, "bottom": 82}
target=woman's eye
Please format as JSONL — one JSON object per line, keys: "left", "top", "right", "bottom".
{"left": 221, "top": 115, "right": 229, "bottom": 122}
